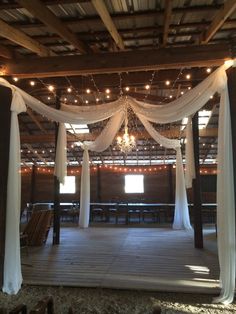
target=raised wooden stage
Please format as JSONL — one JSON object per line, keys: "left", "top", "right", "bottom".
{"left": 22, "top": 226, "right": 220, "bottom": 294}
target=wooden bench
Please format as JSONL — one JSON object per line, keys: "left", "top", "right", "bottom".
{"left": 22, "top": 210, "right": 52, "bottom": 246}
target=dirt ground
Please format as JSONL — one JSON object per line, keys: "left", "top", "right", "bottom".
{"left": 0, "top": 285, "right": 235, "bottom": 313}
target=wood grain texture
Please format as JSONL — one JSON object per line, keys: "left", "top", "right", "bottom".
{"left": 22, "top": 227, "right": 220, "bottom": 294}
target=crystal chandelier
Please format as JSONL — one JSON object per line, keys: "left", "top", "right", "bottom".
{"left": 117, "top": 106, "right": 136, "bottom": 154}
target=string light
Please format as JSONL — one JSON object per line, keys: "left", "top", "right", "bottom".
{"left": 186, "top": 74, "right": 191, "bottom": 80}
{"left": 30, "top": 80, "right": 35, "bottom": 86}
{"left": 206, "top": 68, "right": 212, "bottom": 73}
{"left": 145, "top": 84, "right": 150, "bottom": 90}
{"left": 86, "top": 88, "right": 91, "bottom": 94}
{"left": 20, "top": 165, "right": 217, "bottom": 175}
{"left": 67, "top": 87, "right": 72, "bottom": 93}
{"left": 105, "top": 88, "right": 110, "bottom": 94}
{"left": 48, "top": 85, "right": 54, "bottom": 92}
{"left": 125, "top": 86, "right": 130, "bottom": 91}
{"left": 165, "top": 80, "right": 170, "bottom": 86}
{"left": 13, "top": 77, "right": 19, "bottom": 82}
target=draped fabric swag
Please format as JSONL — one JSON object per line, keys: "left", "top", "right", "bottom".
{"left": 0, "top": 61, "right": 235, "bottom": 304}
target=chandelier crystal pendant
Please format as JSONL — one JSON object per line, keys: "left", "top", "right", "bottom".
{"left": 117, "top": 105, "right": 136, "bottom": 154}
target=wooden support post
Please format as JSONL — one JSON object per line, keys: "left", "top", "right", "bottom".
{"left": 30, "top": 164, "right": 36, "bottom": 205}
{"left": 96, "top": 165, "right": 101, "bottom": 202}
{"left": 53, "top": 91, "right": 61, "bottom": 245}
{"left": 168, "top": 164, "right": 174, "bottom": 203}
{"left": 192, "top": 112, "right": 203, "bottom": 249}
{"left": 0, "top": 86, "right": 12, "bottom": 287}
{"left": 226, "top": 67, "right": 236, "bottom": 208}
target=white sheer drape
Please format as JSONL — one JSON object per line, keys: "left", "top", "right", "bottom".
{"left": 0, "top": 61, "right": 235, "bottom": 303}
{"left": 54, "top": 123, "right": 67, "bottom": 184}
{"left": 78, "top": 111, "right": 125, "bottom": 227}
{"left": 213, "top": 88, "right": 235, "bottom": 304}
{"left": 173, "top": 148, "right": 192, "bottom": 230}
{"left": 2, "top": 90, "right": 26, "bottom": 294}
{"left": 185, "top": 118, "right": 196, "bottom": 188}
{"left": 128, "top": 63, "right": 230, "bottom": 123}
{"left": 79, "top": 148, "right": 90, "bottom": 228}
{"left": 137, "top": 114, "right": 192, "bottom": 230}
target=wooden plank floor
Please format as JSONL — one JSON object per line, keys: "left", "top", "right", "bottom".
{"left": 22, "top": 226, "right": 220, "bottom": 294}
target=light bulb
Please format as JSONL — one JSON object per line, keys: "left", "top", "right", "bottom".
{"left": 48, "top": 85, "right": 54, "bottom": 92}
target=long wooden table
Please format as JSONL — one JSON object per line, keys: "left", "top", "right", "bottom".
{"left": 26, "top": 202, "right": 217, "bottom": 224}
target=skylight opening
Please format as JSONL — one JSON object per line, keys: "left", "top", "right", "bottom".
{"left": 65, "top": 123, "right": 89, "bottom": 134}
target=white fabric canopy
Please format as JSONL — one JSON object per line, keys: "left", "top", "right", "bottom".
{"left": 0, "top": 60, "right": 235, "bottom": 303}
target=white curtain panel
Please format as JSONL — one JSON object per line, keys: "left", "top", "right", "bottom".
{"left": 137, "top": 114, "right": 191, "bottom": 230}
{"left": 54, "top": 123, "right": 67, "bottom": 184}
{"left": 0, "top": 61, "right": 235, "bottom": 302}
{"left": 213, "top": 88, "right": 235, "bottom": 304}
{"left": 185, "top": 118, "right": 196, "bottom": 189}
{"left": 78, "top": 111, "right": 125, "bottom": 228}
{"left": 79, "top": 148, "right": 90, "bottom": 228}
{"left": 173, "top": 148, "right": 192, "bottom": 230}
{"left": 2, "top": 90, "right": 26, "bottom": 294}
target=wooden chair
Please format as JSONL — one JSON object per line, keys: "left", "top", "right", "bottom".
{"left": 142, "top": 208, "right": 157, "bottom": 223}
{"left": 91, "top": 207, "right": 105, "bottom": 222}
{"left": 117, "top": 203, "right": 128, "bottom": 224}
{"left": 108, "top": 203, "right": 119, "bottom": 223}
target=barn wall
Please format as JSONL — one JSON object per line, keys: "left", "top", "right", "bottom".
{"left": 21, "top": 167, "right": 216, "bottom": 209}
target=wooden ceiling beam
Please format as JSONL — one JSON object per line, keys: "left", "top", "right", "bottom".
{"left": 91, "top": 0, "right": 124, "bottom": 50}
{"left": 27, "top": 108, "right": 47, "bottom": 134}
{"left": 17, "top": 0, "right": 90, "bottom": 54}
{"left": 0, "top": 0, "right": 89, "bottom": 10}
{"left": 7, "top": 7, "right": 224, "bottom": 30}
{"left": 163, "top": 0, "right": 172, "bottom": 47}
{"left": 0, "top": 18, "right": 55, "bottom": 57}
{"left": 201, "top": 0, "right": 236, "bottom": 44}
{"left": 21, "top": 128, "right": 218, "bottom": 144}
{"left": 0, "top": 44, "right": 13, "bottom": 59}
{"left": 3, "top": 44, "right": 231, "bottom": 78}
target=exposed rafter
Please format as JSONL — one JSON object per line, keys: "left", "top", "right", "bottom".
{"left": 17, "top": 0, "right": 90, "bottom": 54}
{"left": 163, "top": 0, "right": 172, "bottom": 47}
{"left": 91, "top": 0, "right": 124, "bottom": 50}
{"left": 27, "top": 108, "right": 47, "bottom": 134}
{"left": 201, "top": 0, "right": 236, "bottom": 44}
{"left": 21, "top": 128, "right": 218, "bottom": 144}
{"left": 0, "top": 18, "right": 55, "bottom": 57}
{"left": 25, "top": 144, "right": 48, "bottom": 164}
{"left": 0, "top": 44, "right": 13, "bottom": 59}
{"left": 3, "top": 44, "right": 231, "bottom": 78}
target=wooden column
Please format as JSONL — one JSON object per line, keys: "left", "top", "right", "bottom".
{"left": 192, "top": 112, "right": 203, "bottom": 248}
{"left": 168, "top": 164, "right": 174, "bottom": 203}
{"left": 30, "top": 163, "right": 36, "bottom": 205}
{"left": 0, "top": 86, "right": 12, "bottom": 287}
{"left": 226, "top": 67, "right": 236, "bottom": 207}
{"left": 96, "top": 165, "right": 101, "bottom": 202}
{"left": 53, "top": 91, "right": 61, "bottom": 245}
